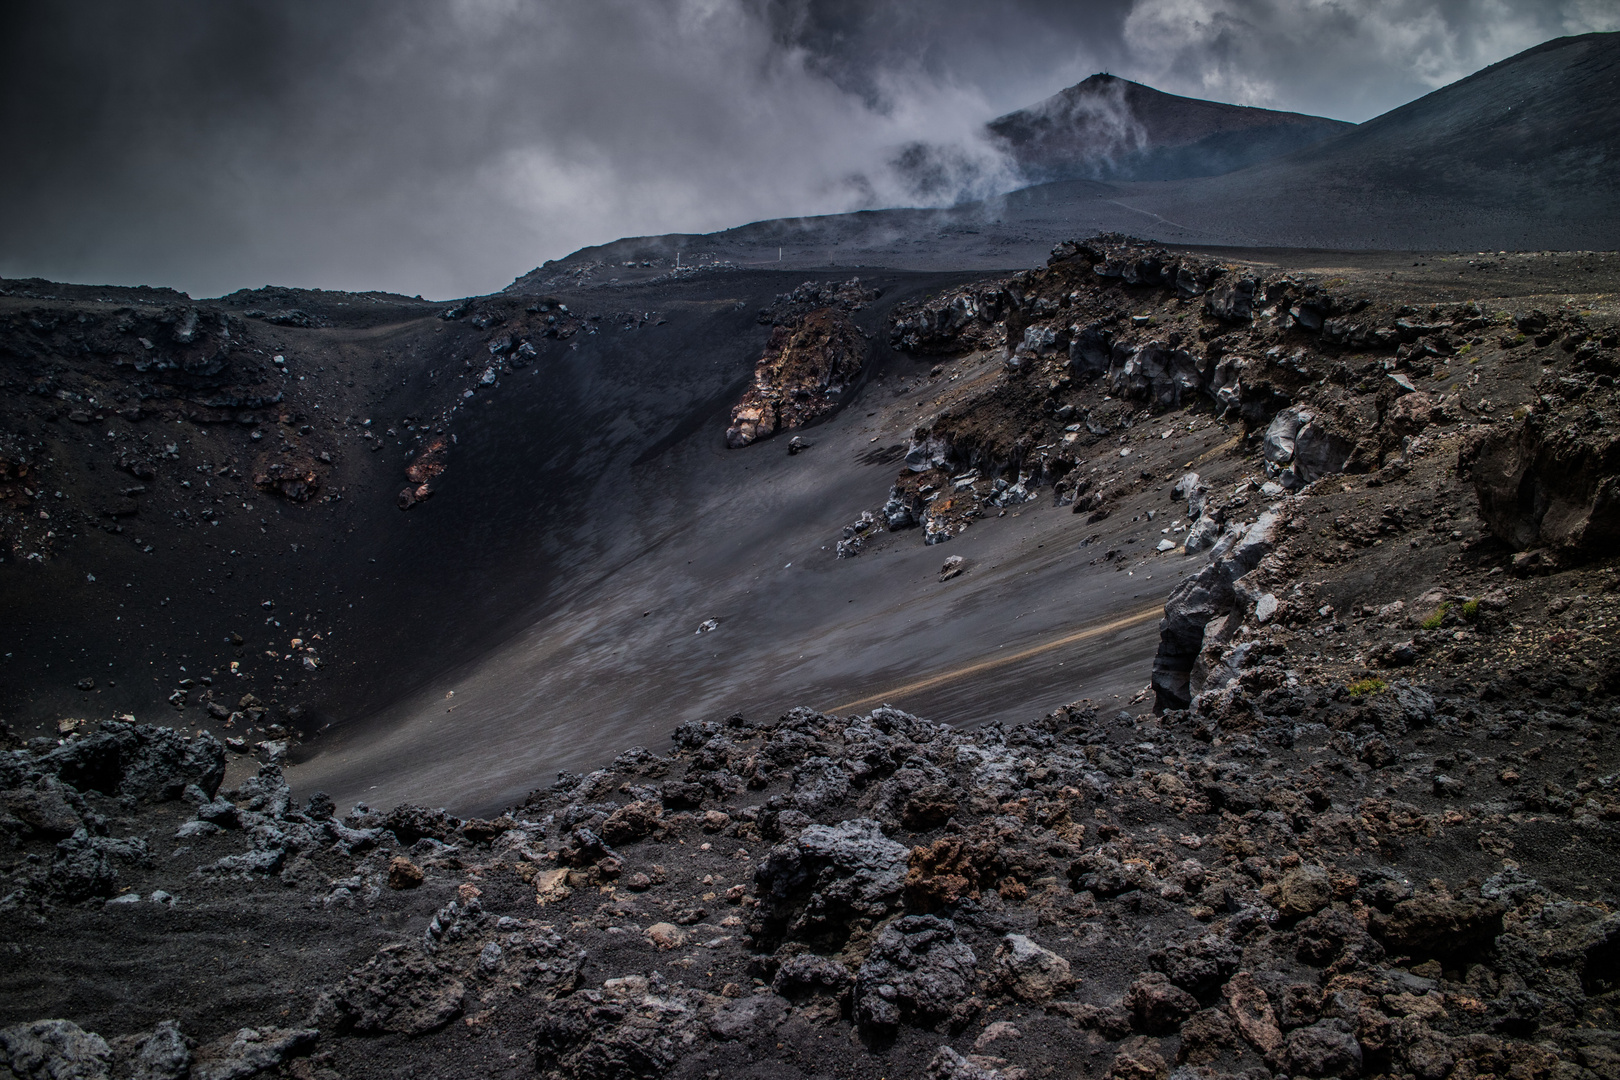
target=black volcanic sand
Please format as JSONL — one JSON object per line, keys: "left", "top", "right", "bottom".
{"left": 289, "top": 267, "right": 1173, "bottom": 817}
{"left": 3, "top": 268, "right": 1158, "bottom": 817}
{"left": 263, "top": 246, "right": 1620, "bottom": 816}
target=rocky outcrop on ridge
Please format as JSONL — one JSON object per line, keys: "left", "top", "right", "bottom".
{"left": 875, "top": 236, "right": 1620, "bottom": 724}
{"left": 726, "top": 279, "right": 877, "bottom": 448}
{"left": 1468, "top": 367, "right": 1620, "bottom": 567}
{"left": 868, "top": 234, "right": 1482, "bottom": 554}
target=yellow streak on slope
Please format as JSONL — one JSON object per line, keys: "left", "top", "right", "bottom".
{"left": 825, "top": 603, "right": 1164, "bottom": 715}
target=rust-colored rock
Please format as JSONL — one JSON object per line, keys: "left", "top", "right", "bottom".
{"left": 253, "top": 456, "right": 322, "bottom": 502}
{"left": 1124, "top": 972, "right": 1198, "bottom": 1034}
{"left": 1223, "top": 971, "right": 1283, "bottom": 1052}
{"left": 647, "top": 922, "right": 687, "bottom": 950}
{"left": 1371, "top": 894, "right": 1505, "bottom": 959}
{"left": 405, "top": 439, "right": 448, "bottom": 485}
{"left": 1110, "top": 1037, "right": 1169, "bottom": 1080}
{"left": 726, "top": 308, "right": 867, "bottom": 448}
{"left": 599, "top": 800, "right": 664, "bottom": 845}
{"left": 904, "top": 825, "right": 1040, "bottom": 911}
{"left": 386, "top": 856, "right": 423, "bottom": 889}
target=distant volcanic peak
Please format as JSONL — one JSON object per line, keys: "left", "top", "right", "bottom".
{"left": 988, "top": 73, "right": 1353, "bottom": 185}
{"left": 988, "top": 74, "right": 1135, "bottom": 145}
{"left": 996, "top": 72, "right": 1347, "bottom": 138}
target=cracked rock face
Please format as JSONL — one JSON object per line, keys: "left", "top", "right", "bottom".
{"left": 1151, "top": 511, "right": 1279, "bottom": 710}
{"left": 1470, "top": 385, "right": 1620, "bottom": 560}
{"left": 0, "top": 1019, "right": 112, "bottom": 1080}
{"left": 319, "top": 943, "right": 467, "bottom": 1036}
{"left": 990, "top": 933, "right": 1072, "bottom": 1003}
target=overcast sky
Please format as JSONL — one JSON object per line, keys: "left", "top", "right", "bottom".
{"left": 2, "top": 0, "right": 1614, "bottom": 299}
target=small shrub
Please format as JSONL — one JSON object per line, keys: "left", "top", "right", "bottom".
{"left": 1420, "top": 604, "right": 1449, "bottom": 630}
{"left": 1461, "top": 599, "right": 1480, "bottom": 620}
{"left": 1348, "top": 678, "right": 1387, "bottom": 697}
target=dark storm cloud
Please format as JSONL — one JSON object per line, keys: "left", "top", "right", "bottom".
{"left": 1, "top": 0, "right": 1613, "bottom": 299}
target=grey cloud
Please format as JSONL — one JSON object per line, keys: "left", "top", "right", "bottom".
{"left": 1117, "top": 0, "right": 1619, "bottom": 123}
{"left": 0, "top": 0, "right": 1612, "bottom": 299}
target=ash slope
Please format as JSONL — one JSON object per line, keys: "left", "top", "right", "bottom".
{"left": 0, "top": 267, "right": 1164, "bottom": 820}
{"left": 531, "top": 31, "right": 1620, "bottom": 283}
{"left": 288, "top": 237, "right": 1620, "bottom": 819}
{"left": 1117, "top": 31, "right": 1620, "bottom": 251}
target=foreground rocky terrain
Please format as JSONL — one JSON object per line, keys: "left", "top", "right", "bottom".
{"left": 2, "top": 653, "right": 1616, "bottom": 1078}
{"left": 4, "top": 233, "right": 1619, "bottom": 1078}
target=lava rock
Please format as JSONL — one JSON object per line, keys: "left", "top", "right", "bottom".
{"left": 386, "top": 857, "right": 424, "bottom": 889}
{"left": 752, "top": 818, "right": 908, "bottom": 945}
{"left": 39, "top": 723, "right": 225, "bottom": 803}
{"left": 1471, "top": 395, "right": 1620, "bottom": 557}
{"left": 534, "top": 982, "right": 705, "bottom": 1080}
{"left": 1296, "top": 907, "right": 1386, "bottom": 972}
{"left": 0, "top": 1019, "right": 112, "bottom": 1079}
{"left": 771, "top": 954, "right": 853, "bottom": 999}
{"left": 1275, "top": 864, "right": 1334, "bottom": 918}
{"left": 1123, "top": 972, "right": 1198, "bottom": 1034}
{"left": 191, "top": 1026, "right": 316, "bottom": 1080}
{"left": 1150, "top": 933, "right": 1240, "bottom": 995}
{"left": 1179, "top": 1006, "right": 1241, "bottom": 1064}
{"left": 599, "top": 800, "right": 663, "bottom": 845}
{"left": 2, "top": 777, "right": 84, "bottom": 838}
{"left": 854, "top": 914, "right": 977, "bottom": 1029}
{"left": 1223, "top": 971, "right": 1283, "bottom": 1052}
{"left": 707, "top": 994, "right": 787, "bottom": 1041}
{"left": 320, "top": 943, "right": 466, "bottom": 1035}
{"left": 112, "top": 1019, "right": 193, "bottom": 1080}
{"left": 990, "top": 933, "right": 1073, "bottom": 1003}
{"left": 927, "top": 1046, "right": 1021, "bottom": 1080}
{"left": 379, "top": 805, "right": 461, "bottom": 846}
{"left": 1372, "top": 895, "right": 1505, "bottom": 960}
{"left": 49, "top": 829, "right": 150, "bottom": 903}
{"left": 1284, "top": 1019, "right": 1363, "bottom": 1078}
{"left": 1152, "top": 511, "right": 1280, "bottom": 710}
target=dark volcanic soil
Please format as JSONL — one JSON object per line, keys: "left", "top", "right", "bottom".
{"left": 6, "top": 240, "right": 1620, "bottom": 819}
